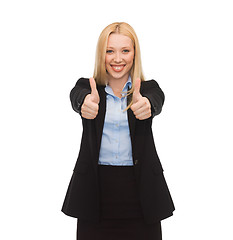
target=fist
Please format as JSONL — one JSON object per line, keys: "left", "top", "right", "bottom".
{"left": 130, "top": 78, "right": 151, "bottom": 120}
{"left": 81, "top": 77, "right": 100, "bottom": 119}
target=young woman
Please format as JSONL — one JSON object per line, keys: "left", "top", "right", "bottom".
{"left": 61, "top": 22, "right": 175, "bottom": 240}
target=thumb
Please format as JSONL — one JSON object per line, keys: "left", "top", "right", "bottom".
{"left": 133, "top": 78, "right": 142, "bottom": 103}
{"left": 89, "top": 77, "right": 99, "bottom": 103}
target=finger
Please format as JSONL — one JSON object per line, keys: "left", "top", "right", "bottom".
{"left": 89, "top": 78, "right": 99, "bottom": 103}
{"left": 82, "top": 102, "right": 99, "bottom": 114}
{"left": 134, "top": 78, "right": 141, "bottom": 94}
{"left": 130, "top": 100, "right": 145, "bottom": 112}
{"left": 134, "top": 106, "right": 150, "bottom": 117}
{"left": 132, "top": 78, "right": 141, "bottom": 102}
{"left": 136, "top": 112, "right": 151, "bottom": 120}
{"left": 89, "top": 77, "right": 97, "bottom": 94}
{"left": 82, "top": 112, "right": 95, "bottom": 119}
{"left": 81, "top": 108, "right": 97, "bottom": 119}
{"left": 131, "top": 96, "right": 151, "bottom": 120}
{"left": 89, "top": 78, "right": 100, "bottom": 104}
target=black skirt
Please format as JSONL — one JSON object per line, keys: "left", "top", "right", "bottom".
{"left": 77, "top": 165, "right": 162, "bottom": 240}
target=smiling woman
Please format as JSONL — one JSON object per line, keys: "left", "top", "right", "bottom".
{"left": 61, "top": 22, "right": 175, "bottom": 240}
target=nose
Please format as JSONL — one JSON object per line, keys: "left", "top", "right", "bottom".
{"left": 114, "top": 52, "right": 122, "bottom": 63}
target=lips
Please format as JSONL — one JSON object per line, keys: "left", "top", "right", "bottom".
{"left": 111, "top": 64, "right": 125, "bottom": 72}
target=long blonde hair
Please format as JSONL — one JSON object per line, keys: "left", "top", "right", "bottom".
{"left": 93, "top": 22, "right": 145, "bottom": 111}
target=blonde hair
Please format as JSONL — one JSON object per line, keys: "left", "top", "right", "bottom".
{"left": 93, "top": 22, "right": 145, "bottom": 111}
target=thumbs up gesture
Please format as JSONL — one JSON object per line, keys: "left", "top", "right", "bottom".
{"left": 130, "top": 78, "right": 151, "bottom": 120}
{"left": 81, "top": 77, "right": 100, "bottom": 119}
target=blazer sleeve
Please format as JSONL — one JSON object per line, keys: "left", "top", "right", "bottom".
{"left": 141, "top": 80, "right": 165, "bottom": 118}
{"left": 70, "top": 78, "right": 91, "bottom": 114}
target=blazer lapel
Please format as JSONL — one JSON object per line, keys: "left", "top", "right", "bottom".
{"left": 127, "top": 87, "right": 136, "bottom": 144}
{"left": 95, "top": 85, "right": 106, "bottom": 163}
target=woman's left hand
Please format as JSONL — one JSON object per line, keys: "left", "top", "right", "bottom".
{"left": 130, "top": 78, "right": 152, "bottom": 120}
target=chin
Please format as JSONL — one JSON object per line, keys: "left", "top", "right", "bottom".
{"left": 107, "top": 69, "right": 129, "bottom": 80}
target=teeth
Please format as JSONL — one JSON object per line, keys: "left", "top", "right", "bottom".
{"left": 112, "top": 65, "right": 124, "bottom": 70}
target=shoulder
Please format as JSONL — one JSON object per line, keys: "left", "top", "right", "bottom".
{"left": 72, "top": 78, "right": 93, "bottom": 92}
{"left": 141, "top": 79, "right": 161, "bottom": 90}
{"left": 74, "top": 77, "right": 90, "bottom": 87}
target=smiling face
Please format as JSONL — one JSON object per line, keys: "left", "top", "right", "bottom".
{"left": 105, "top": 33, "right": 135, "bottom": 83}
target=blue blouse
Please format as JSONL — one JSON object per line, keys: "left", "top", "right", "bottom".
{"left": 98, "top": 76, "right": 133, "bottom": 166}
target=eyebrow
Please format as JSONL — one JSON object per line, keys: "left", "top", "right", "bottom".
{"left": 106, "top": 46, "right": 132, "bottom": 49}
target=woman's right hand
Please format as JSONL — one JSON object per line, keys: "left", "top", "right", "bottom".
{"left": 81, "top": 78, "right": 100, "bottom": 119}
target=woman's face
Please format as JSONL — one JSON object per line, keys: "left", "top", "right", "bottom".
{"left": 105, "top": 33, "right": 134, "bottom": 82}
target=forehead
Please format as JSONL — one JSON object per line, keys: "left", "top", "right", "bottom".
{"left": 107, "top": 33, "right": 133, "bottom": 48}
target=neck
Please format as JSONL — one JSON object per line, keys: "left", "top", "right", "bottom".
{"left": 107, "top": 74, "right": 129, "bottom": 94}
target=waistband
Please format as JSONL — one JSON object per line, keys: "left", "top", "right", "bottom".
{"left": 98, "top": 164, "right": 134, "bottom": 168}
{"left": 98, "top": 164, "right": 135, "bottom": 176}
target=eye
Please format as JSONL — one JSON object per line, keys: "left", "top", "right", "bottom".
{"left": 106, "top": 50, "right": 113, "bottom": 53}
{"left": 123, "top": 49, "right": 130, "bottom": 53}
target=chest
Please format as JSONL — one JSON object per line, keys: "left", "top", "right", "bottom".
{"left": 104, "top": 94, "right": 129, "bottom": 128}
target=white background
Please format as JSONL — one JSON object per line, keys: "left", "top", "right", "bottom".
{"left": 1, "top": 0, "right": 233, "bottom": 239}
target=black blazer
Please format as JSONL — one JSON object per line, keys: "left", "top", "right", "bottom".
{"left": 61, "top": 78, "right": 175, "bottom": 224}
